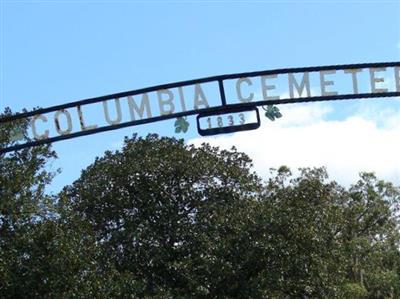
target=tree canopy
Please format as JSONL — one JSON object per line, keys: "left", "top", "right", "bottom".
{"left": 1, "top": 126, "right": 399, "bottom": 298}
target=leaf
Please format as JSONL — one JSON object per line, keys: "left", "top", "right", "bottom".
{"left": 174, "top": 117, "right": 189, "bottom": 134}
{"left": 264, "top": 105, "right": 282, "bottom": 122}
{"left": 9, "top": 125, "right": 25, "bottom": 142}
{"left": 265, "top": 113, "right": 275, "bottom": 121}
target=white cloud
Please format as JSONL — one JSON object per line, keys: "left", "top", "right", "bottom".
{"left": 190, "top": 103, "right": 400, "bottom": 186}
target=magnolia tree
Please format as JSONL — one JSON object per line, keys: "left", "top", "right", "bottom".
{"left": 1, "top": 118, "right": 399, "bottom": 298}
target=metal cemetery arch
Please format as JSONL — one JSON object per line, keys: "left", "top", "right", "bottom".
{"left": 1, "top": 62, "right": 400, "bottom": 154}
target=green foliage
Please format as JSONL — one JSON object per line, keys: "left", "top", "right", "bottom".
{"left": 1, "top": 129, "right": 400, "bottom": 298}
{"left": 0, "top": 108, "right": 59, "bottom": 297}
{"left": 8, "top": 123, "right": 25, "bottom": 142}
{"left": 0, "top": 108, "right": 58, "bottom": 233}
{"left": 61, "top": 134, "right": 261, "bottom": 297}
{"left": 341, "top": 283, "right": 368, "bottom": 299}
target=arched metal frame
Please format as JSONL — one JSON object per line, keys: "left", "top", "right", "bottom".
{"left": 1, "top": 62, "right": 399, "bottom": 154}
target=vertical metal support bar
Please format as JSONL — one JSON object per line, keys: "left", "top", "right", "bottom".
{"left": 218, "top": 79, "right": 227, "bottom": 106}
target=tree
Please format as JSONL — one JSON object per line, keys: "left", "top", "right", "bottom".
{"left": 2, "top": 128, "right": 399, "bottom": 298}
{"left": 0, "top": 108, "right": 138, "bottom": 299}
{"left": 0, "top": 108, "right": 58, "bottom": 296}
{"left": 249, "top": 167, "right": 348, "bottom": 298}
{"left": 0, "top": 108, "right": 57, "bottom": 235}
{"left": 340, "top": 173, "right": 400, "bottom": 298}
{"left": 61, "top": 134, "right": 400, "bottom": 298}
{"left": 61, "top": 134, "right": 262, "bottom": 297}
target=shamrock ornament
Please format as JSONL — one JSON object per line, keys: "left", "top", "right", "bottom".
{"left": 263, "top": 105, "right": 282, "bottom": 121}
{"left": 174, "top": 117, "right": 189, "bottom": 133}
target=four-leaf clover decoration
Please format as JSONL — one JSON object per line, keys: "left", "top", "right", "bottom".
{"left": 263, "top": 105, "right": 282, "bottom": 121}
{"left": 174, "top": 117, "right": 189, "bottom": 133}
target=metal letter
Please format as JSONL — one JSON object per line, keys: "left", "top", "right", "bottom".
{"left": 288, "top": 72, "right": 311, "bottom": 98}
{"left": 320, "top": 70, "right": 338, "bottom": 96}
{"left": 369, "top": 67, "right": 388, "bottom": 93}
{"left": 261, "top": 75, "right": 280, "bottom": 100}
{"left": 103, "top": 98, "right": 122, "bottom": 125}
{"left": 344, "top": 69, "right": 362, "bottom": 94}
{"left": 77, "top": 105, "right": 98, "bottom": 131}
{"left": 31, "top": 114, "right": 49, "bottom": 140}
{"left": 193, "top": 84, "right": 209, "bottom": 110}
{"left": 178, "top": 87, "right": 187, "bottom": 112}
{"left": 236, "top": 77, "right": 254, "bottom": 102}
{"left": 157, "top": 89, "right": 175, "bottom": 115}
{"left": 127, "top": 94, "right": 152, "bottom": 120}
{"left": 54, "top": 109, "right": 73, "bottom": 136}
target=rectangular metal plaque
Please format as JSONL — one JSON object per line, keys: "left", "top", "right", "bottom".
{"left": 196, "top": 106, "right": 260, "bottom": 136}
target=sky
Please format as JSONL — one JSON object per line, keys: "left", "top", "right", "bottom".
{"left": 1, "top": 0, "right": 400, "bottom": 193}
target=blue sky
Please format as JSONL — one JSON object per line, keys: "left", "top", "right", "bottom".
{"left": 1, "top": 0, "right": 400, "bottom": 192}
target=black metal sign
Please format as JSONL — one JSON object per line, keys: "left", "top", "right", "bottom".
{"left": 1, "top": 62, "right": 399, "bottom": 154}
{"left": 197, "top": 105, "right": 261, "bottom": 136}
